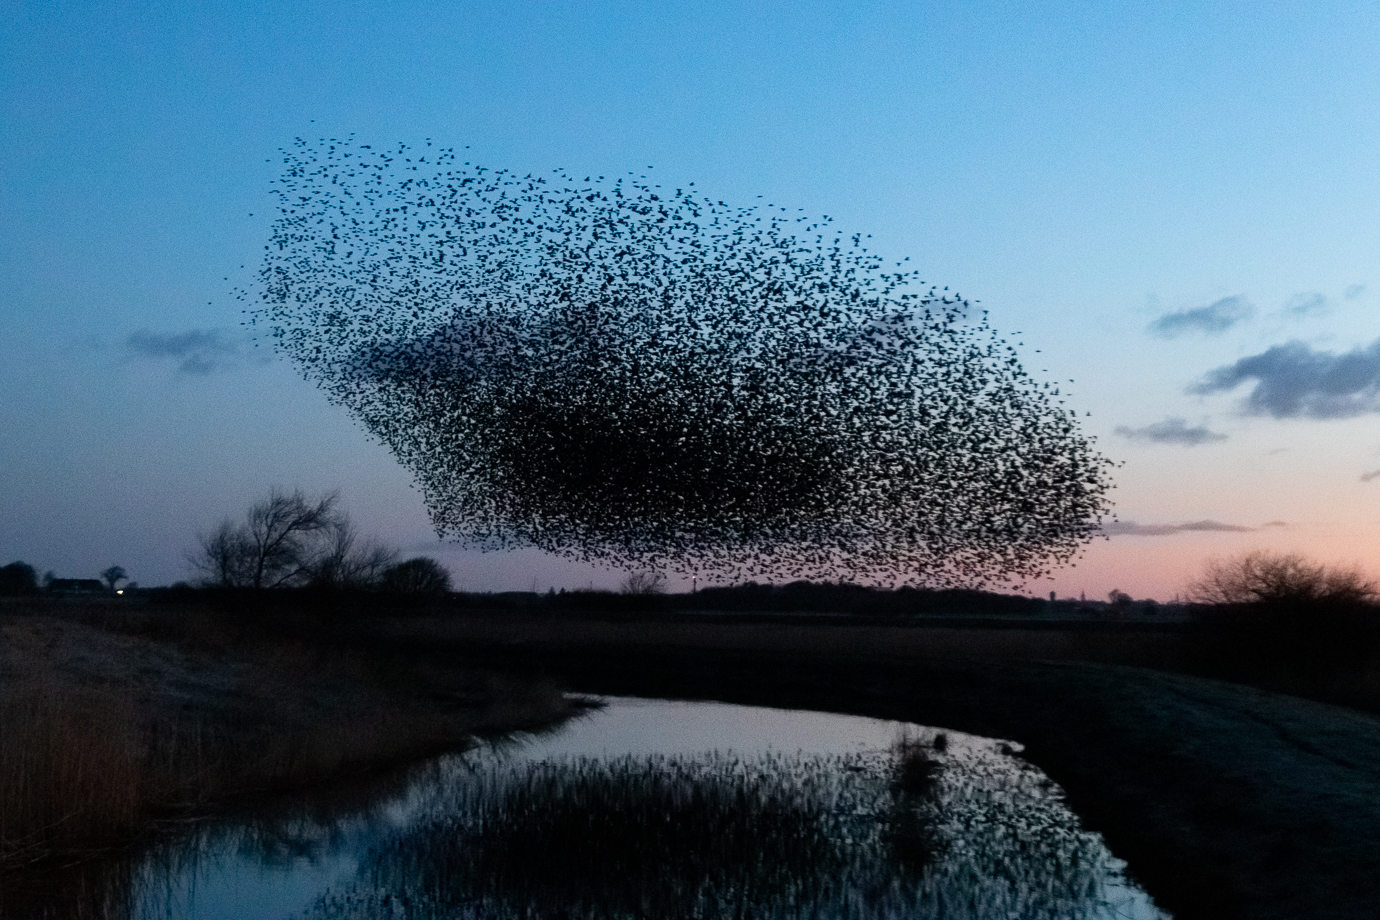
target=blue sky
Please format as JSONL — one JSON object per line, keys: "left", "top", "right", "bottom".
{"left": 3, "top": 0, "right": 1379, "bottom": 597}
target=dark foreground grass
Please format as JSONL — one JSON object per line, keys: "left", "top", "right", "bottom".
{"left": 360, "top": 753, "right": 890, "bottom": 918}
{"left": 310, "top": 737, "right": 1131, "bottom": 920}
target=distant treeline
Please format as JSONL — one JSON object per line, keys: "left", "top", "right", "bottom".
{"left": 6, "top": 564, "right": 1169, "bottom": 621}
{"left": 679, "top": 581, "right": 1157, "bottom": 618}
{"left": 130, "top": 579, "right": 1162, "bottom": 621}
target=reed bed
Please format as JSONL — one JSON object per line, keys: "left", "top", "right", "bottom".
{"left": 0, "top": 611, "right": 580, "bottom": 876}
{"left": 0, "top": 673, "right": 146, "bottom": 866}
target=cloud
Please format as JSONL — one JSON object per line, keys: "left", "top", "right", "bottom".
{"left": 1261, "top": 520, "right": 1288, "bottom": 528}
{"left": 1345, "top": 284, "right": 1367, "bottom": 300}
{"left": 1103, "top": 520, "right": 1254, "bottom": 536}
{"left": 126, "top": 329, "right": 248, "bottom": 375}
{"left": 1189, "top": 338, "right": 1380, "bottom": 418}
{"left": 1283, "top": 292, "right": 1328, "bottom": 317}
{"left": 1362, "top": 470, "right": 1380, "bottom": 483}
{"left": 1115, "top": 417, "right": 1227, "bottom": 446}
{"left": 1148, "top": 296, "right": 1253, "bottom": 338}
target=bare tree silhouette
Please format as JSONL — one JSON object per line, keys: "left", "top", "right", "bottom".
{"left": 192, "top": 489, "right": 351, "bottom": 588}
{"left": 1191, "top": 551, "right": 1377, "bottom": 606}
{"left": 99, "top": 566, "right": 127, "bottom": 592}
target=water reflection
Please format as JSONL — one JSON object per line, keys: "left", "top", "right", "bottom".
{"left": 306, "top": 726, "right": 1162, "bottom": 920}
{"left": 2, "top": 763, "right": 425, "bottom": 920}
{"left": 2, "top": 699, "right": 1168, "bottom": 920}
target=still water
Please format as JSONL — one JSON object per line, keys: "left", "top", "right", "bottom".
{"left": 123, "top": 697, "right": 1167, "bottom": 920}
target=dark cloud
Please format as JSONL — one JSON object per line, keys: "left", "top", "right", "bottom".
{"left": 1345, "top": 284, "right": 1367, "bottom": 300}
{"left": 1261, "top": 520, "right": 1288, "bottom": 528}
{"left": 127, "top": 329, "right": 246, "bottom": 375}
{"left": 1103, "top": 520, "right": 1254, "bottom": 536}
{"left": 1189, "top": 338, "right": 1380, "bottom": 418}
{"left": 1148, "top": 296, "right": 1253, "bottom": 338}
{"left": 1362, "top": 470, "right": 1380, "bottom": 483}
{"left": 1283, "top": 292, "right": 1328, "bottom": 317}
{"left": 1115, "top": 417, "right": 1227, "bottom": 446}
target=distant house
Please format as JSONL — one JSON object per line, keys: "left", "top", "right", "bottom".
{"left": 47, "top": 578, "right": 107, "bottom": 595}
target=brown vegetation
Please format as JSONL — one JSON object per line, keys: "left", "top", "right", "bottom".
{"left": 0, "top": 602, "right": 581, "bottom": 872}
{"left": 8, "top": 574, "right": 1380, "bottom": 919}
{"left": 0, "top": 674, "right": 145, "bottom": 866}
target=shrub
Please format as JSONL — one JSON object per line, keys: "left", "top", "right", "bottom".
{"left": 619, "top": 571, "right": 666, "bottom": 595}
{"left": 1189, "top": 551, "right": 1380, "bottom": 684}
{"left": 1191, "top": 551, "right": 1377, "bottom": 607}
{"left": 380, "top": 557, "right": 452, "bottom": 595}
{"left": 0, "top": 562, "right": 39, "bottom": 597}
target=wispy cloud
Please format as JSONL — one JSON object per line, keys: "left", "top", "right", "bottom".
{"left": 1189, "top": 338, "right": 1380, "bottom": 418}
{"left": 1345, "top": 284, "right": 1367, "bottom": 300}
{"left": 1115, "top": 417, "right": 1226, "bottom": 446}
{"left": 1103, "top": 520, "right": 1254, "bottom": 536}
{"left": 1148, "top": 296, "right": 1253, "bottom": 338}
{"left": 1283, "top": 292, "right": 1328, "bottom": 317}
{"left": 1362, "top": 470, "right": 1380, "bottom": 483}
{"left": 126, "top": 328, "right": 256, "bottom": 375}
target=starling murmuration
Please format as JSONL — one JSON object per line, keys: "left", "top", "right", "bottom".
{"left": 250, "top": 139, "right": 1115, "bottom": 587}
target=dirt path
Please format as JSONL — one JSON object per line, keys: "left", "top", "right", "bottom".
{"left": 417, "top": 626, "right": 1380, "bottom": 920}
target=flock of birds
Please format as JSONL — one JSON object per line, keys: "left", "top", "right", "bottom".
{"left": 251, "top": 138, "right": 1114, "bottom": 587}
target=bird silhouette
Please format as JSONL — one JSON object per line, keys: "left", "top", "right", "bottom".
{"left": 246, "top": 138, "right": 1115, "bottom": 588}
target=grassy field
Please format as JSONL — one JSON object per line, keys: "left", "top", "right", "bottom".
{"left": 375, "top": 611, "right": 1380, "bottom": 920}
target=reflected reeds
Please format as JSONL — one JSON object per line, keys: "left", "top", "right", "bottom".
{"left": 3, "top": 700, "right": 1164, "bottom": 920}
{"left": 308, "top": 732, "right": 1154, "bottom": 920}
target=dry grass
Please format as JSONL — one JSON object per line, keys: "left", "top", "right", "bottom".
{"left": 0, "top": 673, "right": 145, "bottom": 865}
{"left": 0, "top": 607, "right": 580, "bottom": 872}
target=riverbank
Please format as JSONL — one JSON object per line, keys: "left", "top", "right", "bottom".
{"left": 6, "top": 601, "right": 1379, "bottom": 919}
{"left": 0, "top": 601, "right": 582, "bottom": 877}
{"left": 380, "top": 612, "right": 1380, "bottom": 920}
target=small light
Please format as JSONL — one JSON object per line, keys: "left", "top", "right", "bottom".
{"left": 116, "top": 589, "right": 124, "bottom": 595}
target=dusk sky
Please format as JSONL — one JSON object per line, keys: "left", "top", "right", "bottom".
{"left": 3, "top": 1, "right": 1378, "bottom": 600}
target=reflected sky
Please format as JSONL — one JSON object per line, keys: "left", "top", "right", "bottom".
{"left": 511, "top": 696, "right": 926, "bottom": 760}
